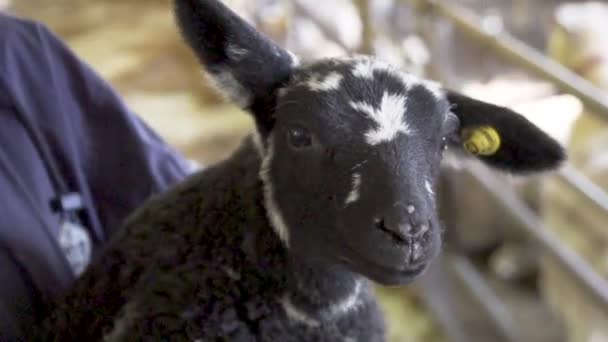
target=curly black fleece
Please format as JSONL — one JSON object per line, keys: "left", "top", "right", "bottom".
{"left": 36, "top": 137, "right": 385, "bottom": 342}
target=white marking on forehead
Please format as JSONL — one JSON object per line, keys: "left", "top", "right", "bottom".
{"left": 349, "top": 56, "right": 446, "bottom": 101}
{"left": 423, "top": 80, "right": 445, "bottom": 100}
{"left": 425, "top": 179, "right": 435, "bottom": 196}
{"left": 406, "top": 205, "right": 415, "bottom": 214}
{"left": 350, "top": 92, "right": 413, "bottom": 145}
{"left": 344, "top": 173, "right": 362, "bottom": 206}
{"left": 351, "top": 57, "right": 394, "bottom": 79}
{"left": 280, "top": 295, "right": 320, "bottom": 327}
{"left": 205, "top": 70, "right": 251, "bottom": 108}
{"left": 226, "top": 44, "right": 249, "bottom": 61}
{"left": 259, "top": 137, "right": 290, "bottom": 245}
{"left": 398, "top": 72, "right": 445, "bottom": 101}
{"left": 306, "top": 71, "right": 344, "bottom": 92}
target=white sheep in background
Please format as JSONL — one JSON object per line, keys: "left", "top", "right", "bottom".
{"left": 38, "top": 0, "right": 564, "bottom": 340}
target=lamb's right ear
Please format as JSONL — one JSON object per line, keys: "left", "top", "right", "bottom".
{"left": 175, "top": 0, "right": 298, "bottom": 134}
{"left": 445, "top": 90, "right": 566, "bottom": 174}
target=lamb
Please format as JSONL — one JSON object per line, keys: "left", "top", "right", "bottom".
{"left": 37, "top": 0, "right": 565, "bottom": 341}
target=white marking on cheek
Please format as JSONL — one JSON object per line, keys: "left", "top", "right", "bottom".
{"left": 425, "top": 179, "right": 435, "bottom": 196}
{"left": 259, "top": 137, "right": 290, "bottom": 246}
{"left": 351, "top": 92, "right": 413, "bottom": 145}
{"left": 306, "top": 71, "right": 343, "bottom": 92}
{"left": 204, "top": 70, "right": 251, "bottom": 108}
{"left": 344, "top": 173, "right": 362, "bottom": 205}
{"left": 226, "top": 44, "right": 249, "bottom": 61}
{"left": 280, "top": 295, "right": 320, "bottom": 327}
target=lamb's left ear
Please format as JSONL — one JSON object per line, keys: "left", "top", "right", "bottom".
{"left": 446, "top": 90, "right": 566, "bottom": 173}
{"left": 174, "top": 0, "right": 297, "bottom": 134}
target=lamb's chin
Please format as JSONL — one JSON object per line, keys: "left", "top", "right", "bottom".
{"left": 363, "top": 263, "right": 429, "bottom": 286}
{"left": 336, "top": 249, "right": 429, "bottom": 286}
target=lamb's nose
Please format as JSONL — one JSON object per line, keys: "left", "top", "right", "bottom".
{"left": 374, "top": 204, "right": 429, "bottom": 244}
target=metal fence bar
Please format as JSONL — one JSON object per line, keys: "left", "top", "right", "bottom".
{"left": 559, "top": 164, "right": 608, "bottom": 213}
{"left": 408, "top": 0, "right": 608, "bottom": 122}
{"left": 467, "top": 162, "right": 608, "bottom": 312}
{"left": 450, "top": 255, "right": 522, "bottom": 342}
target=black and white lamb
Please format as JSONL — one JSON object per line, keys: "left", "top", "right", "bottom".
{"left": 38, "top": 0, "right": 565, "bottom": 341}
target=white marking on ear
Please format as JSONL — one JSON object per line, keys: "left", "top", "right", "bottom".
{"left": 425, "top": 179, "right": 435, "bottom": 197}
{"left": 226, "top": 44, "right": 249, "bottom": 61}
{"left": 306, "top": 72, "right": 343, "bottom": 92}
{"left": 351, "top": 92, "right": 413, "bottom": 145}
{"left": 259, "top": 136, "right": 290, "bottom": 246}
{"left": 204, "top": 70, "right": 251, "bottom": 108}
{"left": 345, "top": 173, "right": 362, "bottom": 206}
{"left": 280, "top": 295, "right": 320, "bottom": 327}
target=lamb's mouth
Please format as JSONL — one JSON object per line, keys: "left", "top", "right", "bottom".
{"left": 339, "top": 244, "right": 428, "bottom": 285}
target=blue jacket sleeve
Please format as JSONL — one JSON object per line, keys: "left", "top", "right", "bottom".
{"left": 35, "top": 21, "right": 195, "bottom": 237}
{"left": 0, "top": 14, "right": 195, "bottom": 239}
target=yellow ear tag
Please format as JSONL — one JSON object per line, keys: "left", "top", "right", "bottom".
{"left": 462, "top": 126, "right": 501, "bottom": 156}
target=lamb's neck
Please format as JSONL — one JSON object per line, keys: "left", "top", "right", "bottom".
{"left": 282, "top": 256, "right": 367, "bottom": 325}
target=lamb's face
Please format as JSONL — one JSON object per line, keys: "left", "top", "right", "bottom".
{"left": 176, "top": 0, "right": 565, "bottom": 286}
{"left": 260, "top": 57, "right": 454, "bottom": 284}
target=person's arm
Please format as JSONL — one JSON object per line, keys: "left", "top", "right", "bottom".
{"left": 0, "top": 14, "right": 196, "bottom": 240}
{"left": 0, "top": 15, "right": 196, "bottom": 338}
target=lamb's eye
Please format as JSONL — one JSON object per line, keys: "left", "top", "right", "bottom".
{"left": 287, "top": 125, "right": 312, "bottom": 148}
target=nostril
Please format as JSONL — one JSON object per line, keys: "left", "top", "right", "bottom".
{"left": 374, "top": 218, "right": 408, "bottom": 244}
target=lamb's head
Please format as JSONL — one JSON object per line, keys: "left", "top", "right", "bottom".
{"left": 175, "top": 0, "right": 565, "bottom": 285}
